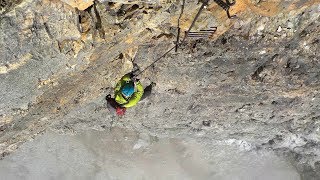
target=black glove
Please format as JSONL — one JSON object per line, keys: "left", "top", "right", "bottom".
{"left": 132, "top": 77, "right": 140, "bottom": 82}
{"left": 129, "top": 73, "right": 135, "bottom": 79}
{"left": 106, "top": 94, "right": 111, "bottom": 100}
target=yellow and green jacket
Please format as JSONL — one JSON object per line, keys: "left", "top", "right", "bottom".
{"left": 115, "top": 74, "right": 144, "bottom": 108}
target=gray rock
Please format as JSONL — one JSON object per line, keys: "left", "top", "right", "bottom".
{"left": 0, "top": 0, "right": 319, "bottom": 178}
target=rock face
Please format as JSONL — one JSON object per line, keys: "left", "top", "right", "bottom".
{"left": 0, "top": 128, "right": 301, "bottom": 179}
{"left": 0, "top": 0, "right": 319, "bottom": 179}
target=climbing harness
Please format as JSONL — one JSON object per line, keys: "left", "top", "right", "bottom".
{"left": 107, "top": 0, "right": 237, "bottom": 117}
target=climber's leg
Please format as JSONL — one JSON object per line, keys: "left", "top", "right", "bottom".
{"left": 106, "top": 94, "right": 119, "bottom": 113}
{"left": 140, "top": 82, "right": 156, "bottom": 101}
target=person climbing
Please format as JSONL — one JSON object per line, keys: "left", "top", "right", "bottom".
{"left": 106, "top": 73, "right": 155, "bottom": 116}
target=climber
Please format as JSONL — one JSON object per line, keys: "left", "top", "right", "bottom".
{"left": 106, "top": 73, "right": 155, "bottom": 116}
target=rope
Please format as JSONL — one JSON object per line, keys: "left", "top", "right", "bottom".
{"left": 175, "top": 0, "right": 185, "bottom": 52}
{"left": 134, "top": 0, "right": 208, "bottom": 77}
{"left": 135, "top": 46, "right": 175, "bottom": 77}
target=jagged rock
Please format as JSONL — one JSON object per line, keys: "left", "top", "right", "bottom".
{"left": 0, "top": 0, "right": 319, "bottom": 178}
{"left": 61, "top": 0, "right": 94, "bottom": 10}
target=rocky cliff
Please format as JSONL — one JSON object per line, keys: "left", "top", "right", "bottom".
{"left": 1, "top": 0, "right": 320, "bottom": 179}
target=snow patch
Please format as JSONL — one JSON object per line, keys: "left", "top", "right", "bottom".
{"left": 133, "top": 139, "right": 149, "bottom": 150}
{"left": 225, "top": 139, "right": 254, "bottom": 151}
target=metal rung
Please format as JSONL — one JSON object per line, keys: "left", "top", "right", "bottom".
{"left": 188, "top": 32, "right": 213, "bottom": 34}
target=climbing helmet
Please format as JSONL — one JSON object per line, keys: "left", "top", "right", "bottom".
{"left": 121, "top": 81, "right": 134, "bottom": 98}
